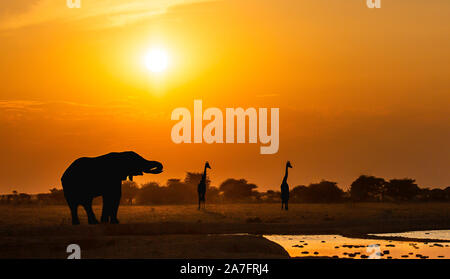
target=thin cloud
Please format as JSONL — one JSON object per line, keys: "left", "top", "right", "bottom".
{"left": 0, "top": 99, "right": 164, "bottom": 122}
{"left": 0, "top": 0, "right": 214, "bottom": 31}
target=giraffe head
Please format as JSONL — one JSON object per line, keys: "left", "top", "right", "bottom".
{"left": 205, "top": 161, "right": 211, "bottom": 169}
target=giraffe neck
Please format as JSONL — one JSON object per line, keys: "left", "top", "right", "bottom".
{"left": 283, "top": 164, "right": 289, "bottom": 183}
{"left": 202, "top": 165, "right": 208, "bottom": 180}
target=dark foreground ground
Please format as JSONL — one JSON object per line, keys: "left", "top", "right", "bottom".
{"left": 0, "top": 203, "right": 449, "bottom": 258}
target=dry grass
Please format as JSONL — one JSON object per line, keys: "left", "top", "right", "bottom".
{"left": 0, "top": 203, "right": 448, "bottom": 258}
{"left": 0, "top": 202, "right": 449, "bottom": 229}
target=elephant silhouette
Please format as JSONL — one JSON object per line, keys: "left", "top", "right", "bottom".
{"left": 61, "top": 151, "right": 163, "bottom": 225}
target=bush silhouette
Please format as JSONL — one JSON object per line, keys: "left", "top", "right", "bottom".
{"left": 219, "top": 179, "right": 258, "bottom": 202}
{"left": 122, "top": 181, "right": 139, "bottom": 205}
{"left": 2, "top": 173, "right": 448, "bottom": 205}
{"left": 384, "top": 178, "right": 420, "bottom": 201}
{"left": 350, "top": 175, "right": 386, "bottom": 202}
{"left": 290, "top": 182, "right": 343, "bottom": 203}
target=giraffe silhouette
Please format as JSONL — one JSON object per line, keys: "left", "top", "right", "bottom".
{"left": 198, "top": 161, "right": 211, "bottom": 210}
{"left": 281, "top": 161, "right": 292, "bottom": 210}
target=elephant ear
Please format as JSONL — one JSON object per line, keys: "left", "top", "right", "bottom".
{"left": 115, "top": 154, "right": 135, "bottom": 181}
{"left": 114, "top": 152, "right": 145, "bottom": 181}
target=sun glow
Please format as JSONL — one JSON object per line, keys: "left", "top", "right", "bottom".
{"left": 144, "top": 48, "right": 170, "bottom": 73}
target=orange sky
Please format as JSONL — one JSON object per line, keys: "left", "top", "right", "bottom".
{"left": 0, "top": 0, "right": 449, "bottom": 193}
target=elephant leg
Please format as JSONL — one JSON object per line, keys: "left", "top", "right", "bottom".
{"left": 101, "top": 195, "right": 111, "bottom": 223}
{"left": 109, "top": 183, "right": 121, "bottom": 224}
{"left": 110, "top": 195, "right": 121, "bottom": 224}
{"left": 83, "top": 198, "right": 99, "bottom": 224}
{"left": 69, "top": 202, "right": 80, "bottom": 225}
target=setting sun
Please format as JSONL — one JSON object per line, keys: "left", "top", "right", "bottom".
{"left": 144, "top": 48, "right": 170, "bottom": 73}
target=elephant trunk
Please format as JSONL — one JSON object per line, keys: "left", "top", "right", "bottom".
{"left": 143, "top": 160, "right": 163, "bottom": 174}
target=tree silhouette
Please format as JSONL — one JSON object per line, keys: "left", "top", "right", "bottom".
{"left": 290, "top": 185, "right": 308, "bottom": 202}
{"left": 303, "top": 181, "right": 343, "bottom": 203}
{"left": 350, "top": 175, "right": 386, "bottom": 201}
{"left": 4, "top": 173, "right": 446, "bottom": 205}
{"left": 384, "top": 178, "right": 419, "bottom": 201}
{"left": 219, "top": 179, "right": 258, "bottom": 202}
{"left": 166, "top": 178, "right": 195, "bottom": 204}
{"left": 122, "top": 181, "right": 139, "bottom": 205}
{"left": 49, "top": 188, "right": 65, "bottom": 203}
{"left": 185, "top": 172, "right": 210, "bottom": 188}
{"left": 136, "top": 182, "right": 163, "bottom": 204}
{"left": 261, "top": 190, "right": 280, "bottom": 202}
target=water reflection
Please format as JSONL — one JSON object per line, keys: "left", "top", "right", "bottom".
{"left": 370, "top": 230, "right": 450, "bottom": 241}
{"left": 264, "top": 234, "right": 450, "bottom": 259}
